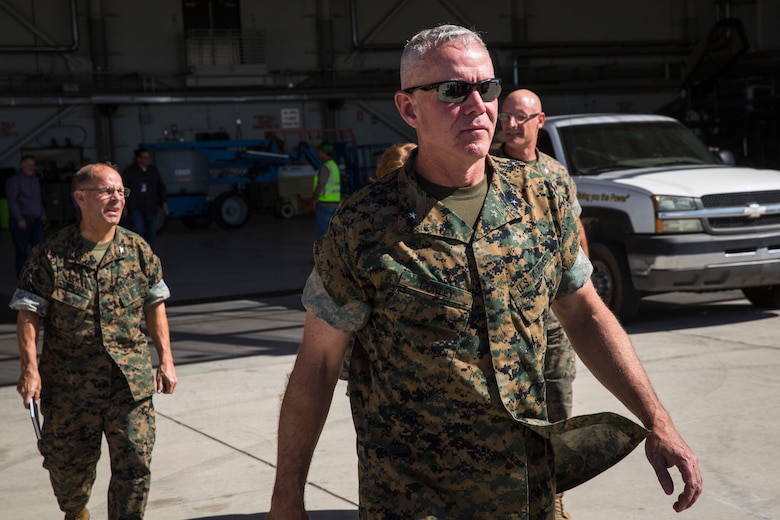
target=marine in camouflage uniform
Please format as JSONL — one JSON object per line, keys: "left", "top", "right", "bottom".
{"left": 270, "top": 24, "right": 702, "bottom": 520}
{"left": 495, "top": 145, "right": 579, "bottom": 423}
{"left": 11, "top": 163, "right": 176, "bottom": 520}
{"left": 305, "top": 153, "right": 646, "bottom": 518}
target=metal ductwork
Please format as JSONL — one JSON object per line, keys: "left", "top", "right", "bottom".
{"left": 0, "top": 0, "right": 79, "bottom": 53}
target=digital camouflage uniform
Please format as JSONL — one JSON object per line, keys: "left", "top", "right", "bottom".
{"left": 9, "top": 224, "right": 170, "bottom": 519}
{"left": 495, "top": 146, "right": 579, "bottom": 423}
{"left": 305, "top": 153, "right": 647, "bottom": 519}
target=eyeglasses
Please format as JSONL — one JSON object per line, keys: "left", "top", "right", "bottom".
{"left": 80, "top": 187, "right": 131, "bottom": 198}
{"left": 403, "top": 79, "right": 502, "bottom": 103}
{"left": 498, "top": 112, "right": 541, "bottom": 124}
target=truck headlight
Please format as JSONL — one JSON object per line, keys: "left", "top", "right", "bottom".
{"left": 653, "top": 195, "right": 696, "bottom": 211}
{"left": 657, "top": 219, "right": 703, "bottom": 233}
{"left": 652, "top": 195, "right": 703, "bottom": 233}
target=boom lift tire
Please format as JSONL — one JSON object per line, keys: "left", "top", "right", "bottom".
{"left": 279, "top": 203, "right": 295, "bottom": 219}
{"left": 212, "top": 192, "right": 250, "bottom": 229}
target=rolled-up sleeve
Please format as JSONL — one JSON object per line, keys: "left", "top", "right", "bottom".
{"left": 556, "top": 249, "right": 593, "bottom": 300}
{"left": 144, "top": 279, "right": 170, "bottom": 306}
{"left": 9, "top": 288, "right": 49, "bottom": 316}
{"left": 302, "top": 269, "right": 370, "bottom": 332}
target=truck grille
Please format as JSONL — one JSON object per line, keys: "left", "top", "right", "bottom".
{"left": 702, "top": 191, "right": 780, "bottom": 229}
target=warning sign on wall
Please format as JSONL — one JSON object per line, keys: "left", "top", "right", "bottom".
{"left": 281, "top": 108, "right": 300, "bottom": 129}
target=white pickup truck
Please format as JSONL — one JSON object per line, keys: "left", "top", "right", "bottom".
{"left": 537, "top": 113, "right": 780, "bottom": 321}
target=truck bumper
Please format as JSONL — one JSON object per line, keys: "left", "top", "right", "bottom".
{"left": 626, "top": 233, "right": 780, "bottom": 292}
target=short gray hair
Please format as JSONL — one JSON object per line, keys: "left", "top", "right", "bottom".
{"left": 72, "top": 163, "right": 119, "bottom": 192}
{"left": 400, "top": 25, "right": 488, "bottom": 88}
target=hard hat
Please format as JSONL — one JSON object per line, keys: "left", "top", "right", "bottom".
{"left": 319, "top": 142, "right": 335, "bottom": 156}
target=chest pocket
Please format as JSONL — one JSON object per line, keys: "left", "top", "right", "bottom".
{"left": 49, "top": 278, "right": 94, "bottom": 339}
{"left": 51, "top": 279, "right": 92, "bottom": 311}
{"left": 384, "top": 269, "right": 473, "bottom": 345}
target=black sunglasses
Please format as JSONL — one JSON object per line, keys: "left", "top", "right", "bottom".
{"left": 403, "top": 78, "right": 502, "bottom": 104}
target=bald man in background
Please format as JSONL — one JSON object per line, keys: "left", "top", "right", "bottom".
{"left": 495, "top": 88, "right": 588, "bottom": 520}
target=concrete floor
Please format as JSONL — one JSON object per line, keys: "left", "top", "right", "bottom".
{"left": 1, "top": 214, "right": 779, "bottom": 519}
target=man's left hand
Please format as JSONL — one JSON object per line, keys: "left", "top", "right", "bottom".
{"left": 156, "top": 362, "right": 178, "bottom": 394}
{"left": 645, "top": 422, "right": 703, "bottom": 512}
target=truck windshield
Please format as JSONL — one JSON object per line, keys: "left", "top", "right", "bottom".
{"left": 558, "top": 121, "right": 718, "bottom": 176}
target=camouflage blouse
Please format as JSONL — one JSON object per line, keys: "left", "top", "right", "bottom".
{"left": 10, "top": 224, "right": 169, "bottom": 402}
{"left": 306, "top": 154, "right": 645, "bottom": 518}
{"left": 494, "top": 145, "right": 582, "bottom": 217}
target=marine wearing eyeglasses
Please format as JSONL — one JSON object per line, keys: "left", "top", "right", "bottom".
{"left": 498, "top": 111, "right": 541, "bottom": 124}
{"left": 10, "top": 162, "right": 177, "bottom": 520}
{"left": 79, "top": 186, "right": 132, "bottom": 198}
{"left": 495, "top": 88, "right": 590, "bottom": 520}
{"left": 269, "top": 24, "right": 702, "bottom": 520}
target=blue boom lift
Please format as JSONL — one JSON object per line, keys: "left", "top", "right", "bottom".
{"left": 142, "top": 138, "right": 324, "bottom": 229}
{"left": 143, "top": 127, "right": 388, "bottom": 230}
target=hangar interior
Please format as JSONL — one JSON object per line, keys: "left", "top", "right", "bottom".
{"left": 1, "top": 0, "right": 779, "bottom": 222}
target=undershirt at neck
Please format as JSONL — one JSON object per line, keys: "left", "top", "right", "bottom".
{"left": 416, "top": 173, "right": 489, "bottom": 230}
{"left": 81, "top": 237, "right": 111, "bottom": 263}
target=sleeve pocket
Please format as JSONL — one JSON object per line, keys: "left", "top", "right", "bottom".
{"left": 119, "top": 281, "right": 145, "bottom": 309}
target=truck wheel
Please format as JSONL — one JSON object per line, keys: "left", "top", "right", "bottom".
{"left": 742, "top": 286, "right": 780, "bottom": 308}
{"left": 589, "top": 242, "right": 641, "bottom": 322}
{"left": 212, "top": 192, "right": 250, "bottom": 230}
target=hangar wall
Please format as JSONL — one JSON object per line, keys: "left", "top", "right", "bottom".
{"left": 0, "top": 0, "right": 777, "bottom": 171}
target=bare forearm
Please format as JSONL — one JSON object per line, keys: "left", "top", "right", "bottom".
{"left": 270, "top": 313, "right": 351, "bottom": 514}
{"left": 145, "top": 302, "right": 174, "bottom": 364}
{"left": 16, "top": 310, "right": 42, "bottom": 406}
{"left": 555, "top": 283, "right": 668, "bottom": 429}
{"left": 272, "top": 358, "right": 339, "bottom": 504}
{"left": 554, "top": 281, "right": 702, "bottom": 511}
{"left": 144, "top": 302, "right": 177, "bottom": 393}
{"left": 17, "top": 311, "right": 40, "bottom": 370}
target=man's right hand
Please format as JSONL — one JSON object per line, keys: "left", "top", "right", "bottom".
{"left": 17, "top": 219, "right": 27, "bottom": 231}
{"left": 17, "top": 368, "right": 42, "bottom": 409}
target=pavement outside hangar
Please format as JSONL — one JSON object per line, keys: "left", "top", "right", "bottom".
{"left": 1, "top": 215, "right": 779, "bottom": 519}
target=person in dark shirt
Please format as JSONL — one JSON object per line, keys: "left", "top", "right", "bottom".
{"left": 122, "top": 148, "right": 169, "bottom": 249}
{"left": 6, "top": 155, "right": 47, "bottom": 278}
